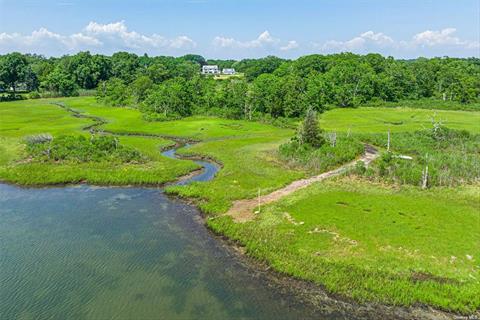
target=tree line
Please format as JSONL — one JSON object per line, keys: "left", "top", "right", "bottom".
{"left": 1, "top": 51, "right": 479, "bottom": 119}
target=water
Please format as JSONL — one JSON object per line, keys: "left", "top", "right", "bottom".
{"left": 0, "top": 183, "right": 327, "bottom": 319}
{"left": 0, "top": 144, "right": 331, "bottom": 319}
{"left": 161, "top": 144, "right": 219, "bottom": 185}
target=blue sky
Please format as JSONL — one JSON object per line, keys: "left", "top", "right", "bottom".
{"left": 0, "top": 0, "right": 478, "bottom": 58}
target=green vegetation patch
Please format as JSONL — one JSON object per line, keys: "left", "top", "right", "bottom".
{"left": 279, "top": 135, "right": 364, "bottom": 173}
{"left": 278, "top": 110, "right": 364, "bottom": 173}
{"left": 0, "top": 98, "right": 199, "bottom": 186}
{"left": 320, "top": 107, "right": 480, "bottom": 134}
{"left": 360, "top": 127, "right": 480, "bottom": 187}
{"left": 25, "top": 135, "right": 144, "bottom": 164}
{"left": 167, "top": 135, "right": 305, "bottom": 213}
{"left": 208, "top": 179, "right": 480, "bottom": 313}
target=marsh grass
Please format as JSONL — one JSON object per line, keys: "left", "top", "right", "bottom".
{"left": 358, "top": 128, "right": 480, "bottom": 187}
{"left": 319, "top": 107, "right": 480, "bottom": 134}
{"left": 1, "top": 96, "right": 479, "bottom": 313}
{"left": 207, "top": 178, "right": 480, "bottom": 314}
{"left": 278, "top": 134, "right": 364, "bottom": 173}
{"left": 0, "top": 98, "right": 198, "bottom": 185}
{"left": 25, "top": 135, "right": 145, "bottom": 164}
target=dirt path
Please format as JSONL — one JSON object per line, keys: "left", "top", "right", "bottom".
{"left": 226, "top": 145, "right": 379, "bottom": 223}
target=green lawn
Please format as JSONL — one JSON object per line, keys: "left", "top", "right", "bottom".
{"left": 320, "top": 107, "right": 480, "bottom": 134}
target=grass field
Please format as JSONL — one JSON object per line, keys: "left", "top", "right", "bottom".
{"left": 208, "top": 178, "right": 480, "bottom": 313}
{"left": 0, "top": 98, "right": 198, "bottom": 185}
{"left": 1, "top": 97, "right": 479, "bottom": 314}
{"left": 320, "top": 107, "right": 480, "bottom": 134}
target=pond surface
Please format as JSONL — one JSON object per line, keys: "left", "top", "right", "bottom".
{"left": 0, "top": 183, "right": 332, "bottom": 319}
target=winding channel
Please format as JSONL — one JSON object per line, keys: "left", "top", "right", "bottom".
{"left": 161, "top": 143, "right": 220, "bottom": 186}
{"left": 1, "top": 102, "right": 326, "bottom": 319}
{"left": 0, "top": 102, "right": 449, "bottom": 320}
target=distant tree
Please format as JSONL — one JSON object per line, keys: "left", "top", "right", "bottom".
{"left": 146, "top": 62, "right": 169, "bottom": 84}
{"left": 180, "top": 54, "right": 206, "bottom": 66}
{"left": 291, "top": 54, "right": 328, "bottom": 77}
{"left": 24, "top": 67, "right": 39, "bottom": 91}
{"left": 131, "top": 76, "right": 153, "bottom": 107}
{"left": 280, "top": 74, "right": 306, "bottom": 117}
{"left": 250, "top": 74, "right": 283, "bottom": 117}
{"left": 97, "top": 78, "right": 130, "bottom": 106}
{"left": 0, "top": 52, "right": 28, "bottom": 94}
{"left": 42, "top": 67, "right": 78, "bottom": 96}
{"left": 111, "top": 52, "right": 140, "bottom": 83}
{"left": 221, "top": 79, "right": 248, "bottom": 118}
{"left": 172, "top": 61, "right": 199, "bottom": 79}
{"left": 324, "top": 60, "right": 375, "bottom": 107}
{"left": 298, "top": 109, "right": 325, "bottom": 147}
{"left": 141, "top": 77, "right": 193, "bottom": 118}
{"left": 411, "top": 58, "right": 436, "bottom": 98}
{"left": 234, "top": 56, "right": 285, "bottom": 81}
{"left": 305, "top": 73, "right": 330, "bottom": 113}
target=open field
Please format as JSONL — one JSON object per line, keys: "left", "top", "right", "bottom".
{"left": 320, "top": 107, "right": 480, "bottom": 134}
{"left": 208, "top": 178, "right": 480, "bottom": 313}
{"left": 0, "top": 98, "right": 198, "bottom": 185}
{"left": 0, "top": 97, "right": 479, "bottom": 314}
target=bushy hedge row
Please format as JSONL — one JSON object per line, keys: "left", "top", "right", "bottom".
{"left": 25, "top": 135, "right": 144, "bottom": 164}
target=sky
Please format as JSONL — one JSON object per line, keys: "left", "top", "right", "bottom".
{"left": 0, "top": 0, "right": 479, "bottom": 59}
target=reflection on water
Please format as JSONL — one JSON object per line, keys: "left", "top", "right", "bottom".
{"left": 0, "top": 184, "right": 323, "bottom": 319}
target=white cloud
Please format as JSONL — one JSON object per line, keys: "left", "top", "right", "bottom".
{"left": 81, "top": 21, "right": 196, "bottom": 50}
{"left": 0, "top": 23, "right": 477, "bottom": 58}
{"left": 170, "top": 36, "right": 197, "bottom": 49}
{"left": 213, "top": 30, "right": 280, "bottom": 49}
{"left": 315, "top": 28, "right": 478, "bottom": 55}
{"left": 0, "top": 21, "right": 196, "bottom": 55}
{"left": 280, "top": 40, "right": 299, "bottom": 51}
{"left": 412, "top": 28, "right": 479, "bottom": 48}
{"left": 360, "top": 31, "right": 394, "bottom": 46}
{"left": 319, "top": 31, "right": 394, "bottom": 52}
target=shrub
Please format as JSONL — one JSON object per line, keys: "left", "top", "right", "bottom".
{"left": 25, "top": 135, "right": 144, "bottom": 164}
{"left": 279, "top": 133, "right": 364, "bottom": 173}
{"left": 358, "top": 128, "right": 480, "bottom": 187}
{"left": 298, "top": 108, "right": 325, "bottom": 147}
{"left": 27, "top": 91, "right": 41, "bottom": 99}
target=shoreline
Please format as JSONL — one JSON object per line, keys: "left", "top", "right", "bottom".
{"left": 1, "top": 102, "right": 476, "bottom": 318}
{"left": 0, "top": 178, "right": 465, "bottom": 319}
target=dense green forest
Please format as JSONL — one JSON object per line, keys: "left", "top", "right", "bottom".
{"left": 1, "top": 52, "right": 479, "bottom": 120}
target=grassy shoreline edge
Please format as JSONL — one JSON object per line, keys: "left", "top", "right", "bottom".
{"left": 1, "top": 97, "right": 478, "bottom": 318}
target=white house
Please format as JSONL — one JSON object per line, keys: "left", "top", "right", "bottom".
{"left": 202, "top": 65, "right": 220, "bottom": 75}
{"left": 222, "top": 68, "right": 236, "bottom": 75}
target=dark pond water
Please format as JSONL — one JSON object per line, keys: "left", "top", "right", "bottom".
{"left": 0, "top": 183, "right": 327, "bottom": 319}
{"left": 0, "top": 145, "right": 338, "bottom": 320}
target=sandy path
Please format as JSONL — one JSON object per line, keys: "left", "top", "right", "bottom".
{"left": 226, "top": 145, "right": 379, "bottom": 223}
